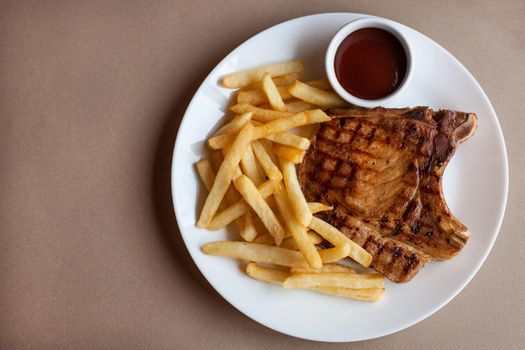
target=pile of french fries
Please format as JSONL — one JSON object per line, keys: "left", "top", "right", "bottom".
{"left": 195, "top": 61, "right": 384, "bottom": 302}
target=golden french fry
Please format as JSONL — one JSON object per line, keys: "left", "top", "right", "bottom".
{"left": 211, "top": 110, "right": 330, "bottom": 150}
{"left": 209, "top": 152, "right": 255, "bottom": 240}
{"left": 222, "top": 61, "right": 304, "bottom": 88}
{"left": 202, "top": 241, "right": 308, "bottom": 268}
{"left": 230, "top": 103, "right": 293, "bottom": 123}
{"left": 285, "top": 100, "right": 317, "bottom": 113}
{"left": 307, "top": 231, "right": 323, "bottom": 244}
{"left": 308, "top": 202, "right": 333, "bottom": 214}
{"left": 245, "top": 264, "right": 383, "bottom": 301}
{"left": 240, "top": 144, "right": 264, "bottom": 185}
{"left": 246, "top": 262, "right": 290, "bottom": 285}
{"left": 253, "top": 109, "right": 330, "bottom": 139}
{"left": 283, "top": 272, "right": 384, "bottom": 289}
{"left": 280, "top": 231, "right": 323, "bottom": 250}
{"left": 213, "top": 112, "right": 253, "bottom": 137}
{"left": 239, "top": 78, "right": 326, "bottom": 104}
{"left": 196, "top": 158, "right": 236, "bottom": 217}
{"left": 210, "top": 153, "right": 242, "bottom": 203}
{"left": 238, "top": 211, "right": 258, "bottom": 242}
{"left": 313, "top": 287, "right": 385, "bottom": 301}
{"left": 195, "top": 159, "right": 215, "bottom": 191}
{"left": 318, "top": 243, "right": 351, "bottom": 263}
{"left": 274, "top": 145, "right": 305, "bottom": 164}
{"left": 261, "top": 73, "right": 287, "bottom": 112}
{"left": 237, "top": 89, "right": 267, "bottom": 106}
{"left": 290, "top": 263, "right": 356, "bottom": 274}
{"left": 242, "top": 73, "right": 299, "bottom": 90}
{"left": 309, "top": 217, "right": 373, "bottom": 267}
{"left": 271, "top": 73, "right": 299, "bottom": 87}
{"left": 251, "top": 140, "right": 282, "bottom": 181}
{"left": 265, "top": 133, "right": 311, "bottom": 150}
{"left": 197, "top": 123, "right": 254, "bottom": 227}
{"left": 273, "top": 188, "right": 322, "bottom": 268}
{"left": 234, "top": 176, "right": 285, "bottom": 245}
{"left": 252, "top": 233, "right": 275, "bottom": 245}
{"left": 270, "top": 73, "right": 299, "bottom": 86}
{"left": 208, "top": 133, "right": 235, "bottom": 150}
{"left": 209, "top": 152, "right": 225, "bottom": 172}
{"left": 237, "top": 85, "right": 294, "bottom": 105}
{"left": 288, "top": 81, "right": 346, "bottom": 108}
{"left": 208, "top": 180, "right": 281, "bottom": 230}
{"left": 305, "top": 78, "right": 331, "bottom": 90}
{"left": 280, "top": 158, "right": 312, "bottom": 227}
{"left": 260, "top": 139, "right": 279, "bottom": 164}
{"left": 221, "top": 146, "right": 243, "bottom": 179}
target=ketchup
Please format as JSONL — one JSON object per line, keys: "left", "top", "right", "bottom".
{"left": 334, "top": 28, "right": 407, "bottom": 100}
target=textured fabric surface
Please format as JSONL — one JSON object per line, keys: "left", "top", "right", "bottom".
{"left": 0, "top": 0, "right": 523, "bottom": 349}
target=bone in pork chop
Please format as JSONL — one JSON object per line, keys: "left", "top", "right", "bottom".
{"left": 298, "top": 107, "right": 477, "bottom": 282}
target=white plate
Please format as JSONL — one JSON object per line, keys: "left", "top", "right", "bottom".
{"left": 171, "top": 13, "right": 508, "bottom": 342}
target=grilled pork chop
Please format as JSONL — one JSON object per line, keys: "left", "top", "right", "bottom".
{"left": 298, "top": 107, "right": 477, "bottom": 282}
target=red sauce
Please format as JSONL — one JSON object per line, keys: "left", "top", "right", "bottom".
{"left": 334, "top": 28, "right": 407, "bottom": 100}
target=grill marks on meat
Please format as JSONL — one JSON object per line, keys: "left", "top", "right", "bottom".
{"left": 298, "top": 107, "right": 477, "bottom": 282}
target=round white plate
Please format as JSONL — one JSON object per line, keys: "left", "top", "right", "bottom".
{"left": 171, "top": 13, "right": 508, "bottom": 342}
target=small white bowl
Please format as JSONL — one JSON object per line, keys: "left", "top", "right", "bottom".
{"left": 325, "top": 17, "right": 413, "bottom": 107}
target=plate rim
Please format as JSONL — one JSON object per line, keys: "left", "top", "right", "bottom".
{"left": 170, "top": 12, "right": 509, "bottom": 342}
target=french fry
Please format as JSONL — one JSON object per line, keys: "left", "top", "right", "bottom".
{"left": 265, "top": 133, "right": 311, "bottom": 150}
{"left": 221, "top": 147, "right": 243, "bottom": 179}
{"left": 195, "top": 159, "right": 215, "bottom": 191}
{"left": 305, "top": 78, "right": 331, "bottom": 90}
{"left": 246, "top": 262, "right": 290, "bottom": 285}
{"left": 211, "top": 146, "right": 258, "bottom": 242}
{"left": 197, "top": 123, "right": 254, "bottom": 228}
{"left": 308, "top": 202, "right": 333, "bottom": 214}
{"left": 280, "top": 231, "right": 323, "bottom": 250}
{"left": 253, "top": 109, "right": 330, "bottom": 139}
{"left": 313, "top": 287, "right": 385, "bottom": 301}
{"left": 273, "top": 188, "right": 322, "bottom": 268}
{"left": 280, "top": 158, "right": 312, "bottom": 226}
{"left": 213, "top": 112, "right": 252, "bottom": 137}
{"left": 251, "top": 140, "right": 282, "bottom": 181}
{"left": 239, "top": 78, "right": 329, "bottom": 105}
{"left": 210, "top": 152, "right": 242, "bottom": 203}
{"left": 261, "top": 73, "right": 287, "bottom": 111}
{"left": 246, "top": 264, "right": 383, "bottom": 301}
{"left": 318, "top": 243, "right": 351, "bottom": 263}
{"left": 230, "top": 103, "right": 293, "bottom": 122}
{"left": 208, "top": 180, "right": 281, "bottom": 230}
{"left": 270, "top": 73, "right": 300, "bottom": 87}
{"left": 309, "top": 217, "right": 373, "bottom": 267}
{"left": 290, "top": 263, "right": 356, "bottom": 274}
{"left": 274, "top": 145, "right": 305, "bottom": 164}
{"left": 260, "top": 139, "right": 279, "bottom": 165}
{"left": 283, "top": 272, "right": 384, "bottom": 289}
{"left": 208, "top": 133, "right": 235, "bottom": 150}
{"left": 211, "top": 110, "right": 330, "bottom": 150}
{"left": 252, "top": 233, "right": 275, "bottom": 245}
{"left": 222, "top": 60, "right": 304, "bottom": 88}
{"left": 239, "top": 73, "right": 299, "bottom": 93}
{"left": 240, "top": 144, "right": 264, "bottom": 185}
{"left": 202, "top": 241, "right": 308, "bottom": 268}
{"left": 236, "top": 88, "right": 276, "bottom": 106}
{"left": 288, "top": 81, "right": 346, "bottom": 108}
{"left": 234, "top": 176, "right": 285, "bottom": 245}
{"left": 239, "top": 212, "right": 258, "bottom": 242}
{"left": 285, "top": 100, "right": 317, "bottom": 113}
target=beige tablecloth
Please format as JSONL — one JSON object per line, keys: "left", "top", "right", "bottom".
{"left": 1, "top": 1, "right": 524, "bottom": 349}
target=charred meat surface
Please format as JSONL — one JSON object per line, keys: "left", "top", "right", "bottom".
{"left": 298, "top": 106, "right": 477, "bottom": 282}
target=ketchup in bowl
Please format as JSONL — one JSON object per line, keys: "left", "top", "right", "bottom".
{"left": 334, "top": 28, "right": 407, "bottom": 100}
